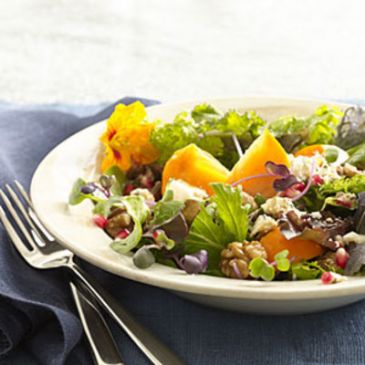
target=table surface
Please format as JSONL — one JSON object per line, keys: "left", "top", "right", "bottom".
{"left": 1, "top": 0, "right": 364, "bottom": 104}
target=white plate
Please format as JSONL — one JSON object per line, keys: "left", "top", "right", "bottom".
{"left": 31, "top": 96, "right": 365, "bottom": 315}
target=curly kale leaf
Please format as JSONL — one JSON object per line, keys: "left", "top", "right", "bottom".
{"left": 297, "top": 175, "right": 365, "bottom": 212}
{"left": 151, "top": 103, "right": 266, "bottom": 168}
{"left": 320, "top": 175, "right": 365, "bottom": 195}
{"left": 150, "top": 112, "right": 200, "bottom": 164}
{"left": 191, "top": 103, "right": 220, "bottom": 123}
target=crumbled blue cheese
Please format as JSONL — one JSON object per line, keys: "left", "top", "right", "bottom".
{"left": 289, "top": 154, "right": 319, "bottom": 181}
{"left": 131, "top": 188, "right": 155, "bottom": 202}
{"left": 261, "top": 197, "right": 298, "bottom": 218}
{"left": 251, "top": 215, "right": 278, "bottom": 237}
{"left": 289, "top": 153, "right": 339, "bottom": 183}
{"left": 319, "top": 162, "right": 341, "bottom": 183}
{"left": 310, "top": 211, "right": 322, "bottom": 219}
{"left": 343, "top": 232, "right": 365, "bottom": 245}
{"left": 165, "top": 179, "right": 208, "bottom": 202}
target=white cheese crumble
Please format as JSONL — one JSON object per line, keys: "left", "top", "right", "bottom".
{"left": 343, "top": 232, "right": 365, "bottom": 245}
{"left": 289, "top": 154, "right": 319, "bottom": 181}
{"left": 131, "top": 188, "right": 155, "bottom": 202}
{"left": 319, "top": 162, "right": 341, "bottom": 183}
{"left": 251, "top": 215, "right": 278, "bottom": 237}
{"left": 261, "top": 197, "right": 298, "bottom": 218}
{"left": 165, "top": 179, "right": 208, "bottom": 202}
{"left": 310, "top": 211, "right": 322, "bottom": 219}
{"left": 289, "top": 153, "right": 340, "bottom": 183}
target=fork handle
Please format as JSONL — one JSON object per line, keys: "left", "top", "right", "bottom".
{"left": 66, "top": 262, "right": 186, "bottom": 365}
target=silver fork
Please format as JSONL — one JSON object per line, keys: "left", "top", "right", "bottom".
{"left": 0, "top": 182, "right": 185, "bottom": 365}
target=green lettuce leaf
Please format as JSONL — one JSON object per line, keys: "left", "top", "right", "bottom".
{"left": 68, "top": 178, "right": 101, "bottom": 205}
{"left": 110, "top": 196, "right": 150, "bottom": 254}
{"left": 211, "top": 183, "right": 250, "bottom": 242}
{"left": 184, "top": 183, "right": 250, "bottom": 273}
{"left": 269, "top": 105, "right": 343, "bottom": 152}
{"left": 291, "top": 261, "right": 324, "bottom": 280}
{"left": 93, "top": 196, "right": 124, "bottom": 217}
{"left": 347, "top": 142, "right": 365, "bottom": 170}
{"left": 69, "top": 178, "right": 88, "bottom": 205}
{"left": 104, "top": 165, "right": 126, "bottom": 196}
{"left": 183, "top": 204, "right": 227, "bottom": 273}
{"left": 149, "top": 190, "right": 184, "bottom": 227}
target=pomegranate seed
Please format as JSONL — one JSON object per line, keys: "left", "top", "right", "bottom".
{"left": 321, "top": 271, "right": 346, "bottom": 285}
{"left": 93, "top": 215, "right": 108, "bottom": 229}
{"left": 336, "top": 247, "right": 349, "bottom": 269}
{"left": 312, "top": 175, "right": 324, "bottom": 185}
{"left": 146, "top": 179, "right": 154, "bottom": 189}
{"left": 293, "top": 182, "right": 306, "bottom": 192}
{"left": 140, "top": 176, "right": 154, "bottom": 189}
{"left": 282, "top": 182, "right": 306, "bottom": 198}
{"left": 335, "top": 199, "right": 353, "bottom": 209}
{"left": 153, "top": 230, "right": 161, "bottom": 240}
{"left": 321, "top": 271, "right": 334, "bottom": 285}
{"left": 123, "top": 184, "right": 135, "bottom": 195}
{"left": 117, "top": 229, "right": 130, "bottom": 239}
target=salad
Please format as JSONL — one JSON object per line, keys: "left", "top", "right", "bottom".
{"left": 69, "top": 101, "right": 365, "bottom": 284}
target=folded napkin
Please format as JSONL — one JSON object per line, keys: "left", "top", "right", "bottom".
{"left": 1, "top": 97, "right": 365, "bottom": 365}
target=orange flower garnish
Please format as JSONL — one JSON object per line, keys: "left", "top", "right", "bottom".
{"left": 100, "top": 101, "right": 159, "bottom": 172}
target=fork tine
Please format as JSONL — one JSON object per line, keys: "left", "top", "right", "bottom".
{"left": 0, "top": 205, "right": 32, "bottom": 257}
{"left": 0, "top": 189, "right": 37, "bottom": 250}
{"left": 14, "top": 181, "right": 54, "bottom": 241}
{"left": 14, "top": 180, "right": 33, "bottom": 207}
{"left": 5, "top": 185, "right": 47, "bottom": 247}
{"left": 6, "top": 185, "right": 39, "bottom": 233}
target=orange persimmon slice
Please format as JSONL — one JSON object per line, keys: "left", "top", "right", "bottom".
{"left": 294, "top": 144, "right": 324, "bottom": 158}
{"left": 227, "top": 129, "right": 289, "bottom": 198}
{"left": 161, "top": 144, "right": 229, "bottom": 195}
{"left": 260, "top": 227, "right": 325, "bottom": 263}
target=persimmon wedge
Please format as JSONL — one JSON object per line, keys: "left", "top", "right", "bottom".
{"left": 294, "top": 144, "right": 324, "bottom": 157}
{"left": 227, "top": 129, "right": 289, "bottom": 198}
{"left": 161, "top": 144, "right": 229, "bottom": 195}
{"left": 260, "top": 228, "right": 325, "bottom": 263}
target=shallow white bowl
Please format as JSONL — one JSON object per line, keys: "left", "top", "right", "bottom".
{"left": 31, "top": 96, "right": 364, "bottom": 315}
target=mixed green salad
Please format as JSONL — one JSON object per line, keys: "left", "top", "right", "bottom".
{"left": 69, "top": 102, "right": 365, "bottom": 284}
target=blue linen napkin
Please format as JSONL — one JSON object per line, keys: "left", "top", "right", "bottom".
{"left": 1, "top": 97, "right": 365, "bottom": 365}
